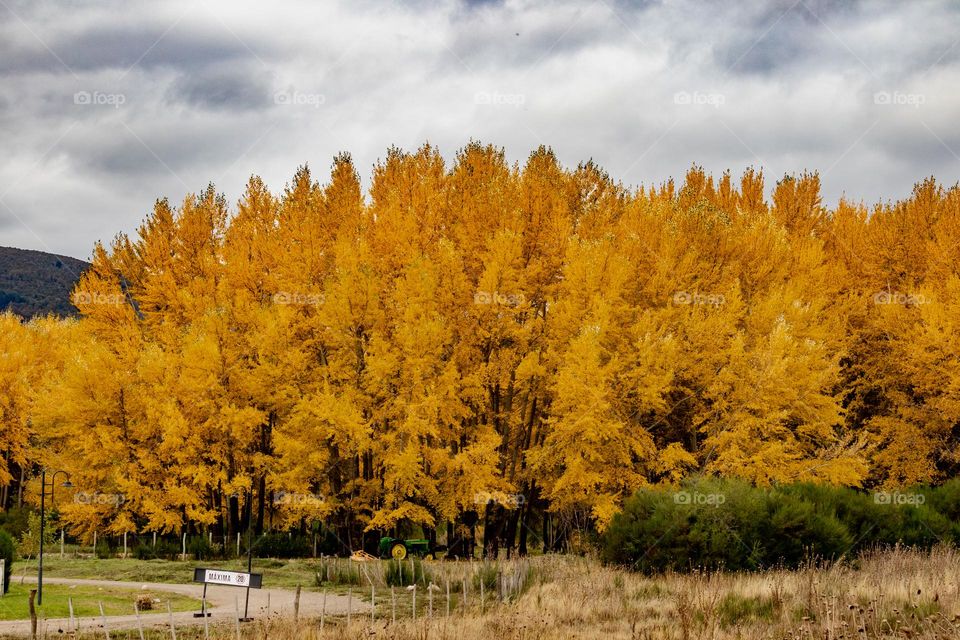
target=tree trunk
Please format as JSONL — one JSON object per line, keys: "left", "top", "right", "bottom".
{"left": 542, "top": 512, "right": 550, "bottom": 554}
{"left": 16, "top": 466, "right": 24, "bottom": 509}
{"left": 517, "top": 500, "right": 531, "bottom": 556}
{"left": 469, "top": 519, "right": 477, "bottom": 559}
{"left": 228, "top": 493, "right": 240, "bottom": 541}
{"left": 481, "top": 503, "right": 491, "bottom": 557}
{"left": 503, "top": 507, "right": 520, "bottom": 558}
{"left": 255, "top": 474, "right": 266, "bottom": 535}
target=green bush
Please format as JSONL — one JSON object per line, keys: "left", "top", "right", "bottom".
{"left": 384, "top": 557, "right": 429, "bottom": 587}
{"left": 17, "top": 512, "right": 54, "bottom": 559}
{"left": 135, "top": 539, "right": 184, "bottom": 560}
{"left": 187, "top": 535, "right": 224, "bottom": 560}
{"left": 132, "top": 543, "right": 155, "bottom": 560}
{"left": 602, "top": 478, "right": 958, "bottom": 573}
{"left": 717, "top": 593, "right": 778, "bottom": 628}
{"left": 95, "top": 538, "right": 113, "bottom": 559}
{"left": 472, "top": 560, "right": 499, "bottom": 592}
{"left": 312, "top": 526, "right": 345, "bottom": 557}
{"left": 602, "top": 478, "right": 772, "bottom": 572}
{"left": 0, "top": 530, "right": 15, "bottom": 593}
{"left": 757, "top": 489, "right": 852, "bottom": 567}
{"left": 315, "top": 557, "right": 363, "bottom": 586}
{"left": 251, "top": 532, "right": 312, "bottom": 558}
{"left": 780, "top": 483, "right": 955, "bottom": 549}
{"left": 0, "top": 507, "right": 32, "bottom": 539}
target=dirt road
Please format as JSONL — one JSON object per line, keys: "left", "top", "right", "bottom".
{"left": 0, "top": 576, "right": 365, "bottom": 637}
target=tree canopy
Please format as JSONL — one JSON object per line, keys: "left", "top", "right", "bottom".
{"left": 4, "top": 143, "right": 959, "bottom": 555}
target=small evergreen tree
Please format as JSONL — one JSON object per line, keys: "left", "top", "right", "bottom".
{"left": 0, "top": 530, "right": 15, "bottom": 593}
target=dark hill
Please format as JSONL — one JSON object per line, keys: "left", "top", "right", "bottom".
{"left": 0, "top": 246, "right": 89, "bottom": 318}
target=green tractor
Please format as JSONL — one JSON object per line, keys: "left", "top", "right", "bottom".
{"left": 378, "top": 536, "right": 438, "bottom": 560}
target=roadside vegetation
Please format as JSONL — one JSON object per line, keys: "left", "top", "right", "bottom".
{"left": 0, "top": 583, "right": 198, "bottom": 621}
{"left": 9, "top": 547, "right": 960, "bottom": 639}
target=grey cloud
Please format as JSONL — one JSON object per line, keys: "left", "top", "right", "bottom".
{"left": 870, "top": 116, "right": 960, "bottom": 167}
{"left": 0, "top": 17, "right": 269, "bottom": 75}
{"left": 0, "top": 211, "right": 16, "bottom": 232}
{"left": 166, "top": 65, "right": 274, "bottom": 112}
{"left": 447, "top": 4, "right": 617, "bottom": 71}
{"left": 0, "top": 0, "right": 958, "bottom": 259}
{"left": 713, "top": 6, "right": 828, "bottom": 76}
{"left": 462, "top": 0, "right": 502, "bottom": 8}
{"left": 750, "top": 0, "right": 861, "bottom": 28}
{"left": 62, "top": 117, "right": 269, "bottom": 180}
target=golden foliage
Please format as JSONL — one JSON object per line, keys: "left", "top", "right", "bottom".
{"left": 4, "top": 147, "right": 959, "bottom": 541}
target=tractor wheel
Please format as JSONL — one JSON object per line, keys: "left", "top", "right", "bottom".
{"left": 390, "top": 542, "right": 407, "bottom": 560}
{"left": 423, "top": 553, "right": 434, "bottom": 561}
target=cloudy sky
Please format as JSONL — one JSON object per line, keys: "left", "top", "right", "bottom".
{"left": 0, "top": 0, "right": 958, "bottom": 259}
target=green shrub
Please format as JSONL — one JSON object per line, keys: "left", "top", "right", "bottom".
{"left": 602, "top": 478, "right": 957, "bottom": 573}
{"left": 186, "top": 535, "right": 223, "bottom": 560}
{"left": 472, "top": 560, "right": 499, "bottom": 592}
{"left": 315, "top": 557, "right": 363, "bottom": 586}
{"left": 152, "top": 539, "right": 182, "bottom": 560}
{"left": 310, "top": 524, "right": 345, "bottom": 557}
{"left": 384, "top": 557, "right": 429, "bottom": 587}
{"left": 133, "top": 543, "right": 156, "bottom": 560}
{"left": 140, "top": 536, "right": 228, "bottom": 561}
{"left": 0, "top": 507, "right": 32, "bottom": 539}
{"left": 603, "top": 477, "right": 771, "bottom": 572}
{"left": 759, "top": 490, "right": 852, "bottom": 566}
{"left": 717, "top": 593, "right": 778, "bottom": 628}
{"left": 922, "top": 479, "right": 960, "bottom": 523}
{"left": 0, "top": 530, "right": 15, "bottom": 593}
{"left": 17, "top": 512, "right": 54, "bottom": 560}
{"left": 251, "top": 532, "right": 312, "bottom": 558}
{"left": 95, "top": 538, "right": 113, "bottom": 559}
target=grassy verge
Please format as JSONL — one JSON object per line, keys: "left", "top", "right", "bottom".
{"left": 6, "top": 548, "right": 960, "bottom": 638}
{"left": 15, "top": 557, "right": 324, "bottom": 589}
{"left": 0, "top": 583, "right": 199, "bottom": 620}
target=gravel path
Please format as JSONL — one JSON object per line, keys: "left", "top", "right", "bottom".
{"left": 0, "top": 576, "right": 366, "bottom": 637}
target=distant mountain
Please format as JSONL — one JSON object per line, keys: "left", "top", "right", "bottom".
{"left": 0, "top": 246, "right": 89, "bottom": 318}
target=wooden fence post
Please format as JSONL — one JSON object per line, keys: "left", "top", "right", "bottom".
{"left": 28, "top": 589, "right": 37, "bottom": 640}
{"left": 99, "top": 601, "right": 110, "bottom": 639}
{"left": 167, "top": 601, "right": 177, "bottom": 640}
{"left": 294, "top": 584, "right": 301, "bottom": 622}
{"left": 234, "top": 595, "right": 241, "bottom": 640}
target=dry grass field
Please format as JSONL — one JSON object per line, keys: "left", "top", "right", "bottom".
{"left": 31, "top": 545, "right": 960, "bottom": 640}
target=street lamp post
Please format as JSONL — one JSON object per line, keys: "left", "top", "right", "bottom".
{"left": 244, "top": 486, "right": 254, "bottom": 620}
{"left": 38, "top": 469, "right": 72, "bottom": 606}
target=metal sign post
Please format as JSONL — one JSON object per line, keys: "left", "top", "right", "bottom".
{"left": 194, "top": 582, "right": 210, "bottom": 618}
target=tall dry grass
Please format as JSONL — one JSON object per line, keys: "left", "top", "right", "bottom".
{"left": 61, "top": 546, "right": 960, "bottom": 639}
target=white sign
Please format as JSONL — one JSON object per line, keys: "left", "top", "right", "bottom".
{"left": 204, "top": 569, "right": 248, "bottom": 587}
{"left": 194, "top": 568, "right": 261, "bottom": 588}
